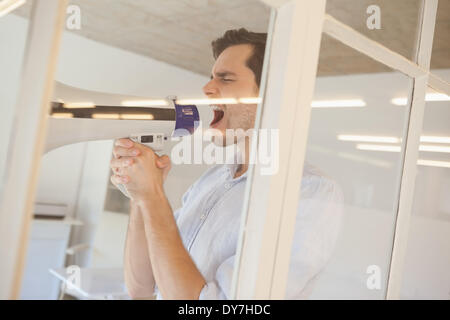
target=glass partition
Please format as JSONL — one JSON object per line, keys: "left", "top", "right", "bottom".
{"left": 399, "top": 86, "right": 450, "bottom": 299}
{"left": 290, "top": 34, "right": 415, "bottom": 299}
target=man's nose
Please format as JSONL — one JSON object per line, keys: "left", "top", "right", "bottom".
{"left": 203, "top": 79, "right": 218, "bottom": 97}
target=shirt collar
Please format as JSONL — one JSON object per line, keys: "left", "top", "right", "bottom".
{"left": 225, "top": 148, "right": 248, "bottom": 182}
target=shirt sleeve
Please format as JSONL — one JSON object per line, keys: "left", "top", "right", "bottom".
{"left": 198, "top": 255, "right": 235, "bottom": 300}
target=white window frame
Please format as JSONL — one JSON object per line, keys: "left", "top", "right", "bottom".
{"left": 1, "top": 0, "right": 449, "bottom": 300}
{"left": 0, "top": 0, "right": 68, "bottom": 299}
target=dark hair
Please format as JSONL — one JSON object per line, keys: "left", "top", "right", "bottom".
{"left": 211, "top": 28, "right": 267, "bottom": 87}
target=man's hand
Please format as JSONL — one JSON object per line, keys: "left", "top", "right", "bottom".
{"left": 110, "top": 138, "right": 171, "bottom": 202}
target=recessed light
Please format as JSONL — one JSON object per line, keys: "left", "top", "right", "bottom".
{"left": 121, "top": 100, "right": 168, "bottom": 107}
{"left": 391, "top": 93, "right": 450, "bottom": 106}
{"left": 419, "top": 145, "right": 450, "bottom": 153}
{"left": 417, "top": 159, "right": 450, "bottom": 168}
{"left": 338, "top": 135, "right": 401, "bottom": 143}
{"left": 356, "top": 144, "right": 401, "bottom": 152}
{"left": 92, "top": 113, "right": 120, "bottom": 119}
{"left": 420, "top": 136, "right": 450, "bottom": 144}
{"left": 64, "top": 102, "right": 95, "bottom": 109}
{"left": 120, "top": 114, "right": 154, "bottom": 120}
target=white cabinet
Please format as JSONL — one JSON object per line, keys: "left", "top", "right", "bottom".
{"left": 20, "top": 219, "right": 81, "bottom": 300}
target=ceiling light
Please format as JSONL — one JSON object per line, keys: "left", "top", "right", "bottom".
{"left": 419, "top": 145, "right": 450, "bottom": 153}
{"left": 391, "top": 97, "right": 408, "bottom": 106}
{"left": 311, "top": 99, "right": 366, "bottom": 108}
{"left": 425, "top": 93, "right": 450, "bottom": 102}
{"left": 0, "top": 0, "right": 26, "bottom": 18}
{"left": 176, "top": 98, "right": 238, "bottom": 105}
{"left": 120, "top": 114, "right": 154, "bottom": 120}
{"left": 391, "top": 93, "right": 450, "bottom": 106}
{"left": 92, "top": 113, "right": 120, "bottom": 119}
{"left": 356, "top": 144, "right": 401, "bottom": 152}
{"left": 239, "top": 97, "right": 263, "bottom": 104}
{"left": 338, "top": 135, "right": 401, "bottom": 143}
{"left": 417, "top": 159, "right": 450, "bottom": 168}
{"left": 121, "top": 100, "right": 168, "bottom": 107}
{"left": 420, "top": 136, "right": 450, "bottom": 144}
{"left": 51, "top": 113, "right": 73, "bottom": 119}
{"left": 64, "top": 102, "right": 95, "bottom": 109}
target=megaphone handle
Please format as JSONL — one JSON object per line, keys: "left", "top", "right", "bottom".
{"left": 115, "top": 145, "right": 163, "bottom": 199}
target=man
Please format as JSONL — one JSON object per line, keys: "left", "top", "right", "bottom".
{"left": 110, "top": 28, "right": 343, "bottom": 299}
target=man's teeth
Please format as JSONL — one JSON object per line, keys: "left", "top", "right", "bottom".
{"left": 211, "top": 105, "right": 222, "bottom": 111}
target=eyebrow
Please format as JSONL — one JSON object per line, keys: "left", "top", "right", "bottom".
{"left": 210, "top": 71, "right": 237, "bottom": 79}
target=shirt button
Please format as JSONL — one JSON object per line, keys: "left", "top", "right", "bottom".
{"left": 200, "top": 214, "right": 206, "bottom": 220}
{"left": 224, "top": 183, "right": 232, "bottom": 189}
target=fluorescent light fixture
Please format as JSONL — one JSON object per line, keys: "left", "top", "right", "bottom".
{"left": 64, "top": 102, "right": 95, "bottom": 109}
{"left": 51, "top": 113, "right": 73, "bottom": 119}
{"left": 356, "top": 144, "right": 401, "bottom": 152}
{"left": 121, "top": 100, "right": 168, "bottom": 107}
{"left": 338, "top": 135, "right": 401, "bottom": 143}
{"left": 391, "top": 93, "right": 450, "bottom": 106}
{"left": 176, "top": 98, "right": 238, "bottom": 105}
{"left": 426, "top": 93, "right": 450, "bottom": 102}
{"left": 420, "top": 136, "right": 450, "bottom": 144}
{"left": 417, "top": 159, "right": 450, "bottom": 168}
{"left": 391, "top": 97, "right": 408, "bottom": 106}
{"left": 311, "top": 99, "right": 366, "bottom": 108}
{"left": 0, "top": 0, "right": 26, "bottom": 18}
{"left": 92, "top": 113, "right": 120, "bottom": 119}
{"left": 239, "top": 97, "right": 263, "bottom": 104}
{"left": 419, "top": 145, "right": 450, "bottom": 153}
{"left": 120, "top": 114, "right": 154, "bottom": 120}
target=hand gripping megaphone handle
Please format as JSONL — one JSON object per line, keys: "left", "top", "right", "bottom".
{"left": 115, "top": 96, "right": 199, "bottom": 199}
{"left": 116, "top": 134, "right": 165, "bottom": 199}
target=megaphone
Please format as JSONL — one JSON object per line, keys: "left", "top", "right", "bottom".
{"left": 45, "top": 83, "right": 202, "bottom": 198}
{"left": 46, "top": 97, "right": 199, "bottom": 152}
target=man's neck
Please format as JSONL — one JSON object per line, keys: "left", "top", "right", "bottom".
{"left": 233, "top": 137, "right": 251, "bottom": 179}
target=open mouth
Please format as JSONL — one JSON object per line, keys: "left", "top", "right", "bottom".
{"left": 210, "top": 105, "right": 225, "bottom": 127}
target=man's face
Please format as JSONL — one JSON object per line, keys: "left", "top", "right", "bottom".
{"left": 203, "top": 44, "right": 259, "bottom": 145}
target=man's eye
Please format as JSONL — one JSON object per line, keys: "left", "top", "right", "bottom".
{"left": 222, "top": 78, "right": 233, "bottom": 82}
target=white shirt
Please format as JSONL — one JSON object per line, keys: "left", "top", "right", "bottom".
{"left": 155, "top": 161, "right": 344, "bottom": 299}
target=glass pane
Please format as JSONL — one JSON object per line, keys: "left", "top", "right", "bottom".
{"left": 19, "top": 0, "right": 272, "bottom": 299}
{"left": 325, "top": 0, "right": 422, "bottom": 65}
{"left": 400, "top": 86, "right": 450, "bottom": 299}
{"left": 430, "top": 0, "right": 450, "bottom": 82}
{"left": 288, "top": 34, "right": 414, "bottom": 299}
{"left": 0, "top": 5, "right": 31, "bottom": 200}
